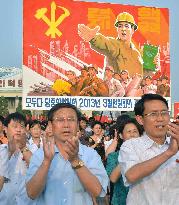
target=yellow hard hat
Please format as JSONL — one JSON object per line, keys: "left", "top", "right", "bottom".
{"left": 115, "top": 12, "right": 138, "bottom": 31}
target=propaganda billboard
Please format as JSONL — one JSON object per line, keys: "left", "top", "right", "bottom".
{"left": 23, "top": 0, "right": 170, "bottom": 110}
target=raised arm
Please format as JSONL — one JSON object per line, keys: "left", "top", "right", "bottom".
{"left": 124, "top": 138, "right": 178, "bottom": 184}
{"left": 64, "top": 137, "right": 104, "bottom": 197}
{"left": 105, "top": 130, "right": 118, "bottom": 157}
{"left": 106, "top": 152, "right": 121, "bottom": 184}
{"left": 78, "top": 24, "right": 100, "bottom": 42}
{"left": 0, "top": 145, "right": 9, "bottom": 191}
{"left": 26, "top": 137, "right": 55, "bottom": 199}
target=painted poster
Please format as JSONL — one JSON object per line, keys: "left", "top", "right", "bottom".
{"left": 23, "top": 0, "right": 170, "bottom": 111}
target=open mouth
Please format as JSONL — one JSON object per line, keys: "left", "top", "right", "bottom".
{"left": 63, "top": 131, "right": 71, "bottom": 135}
{"left": 156, "top": 125, "right": 166, "bottom": 129}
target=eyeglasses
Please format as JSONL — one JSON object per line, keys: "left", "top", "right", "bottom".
{"left": 143, "top": 110, "right": 170, "bottom": 120}
{"left": 52, "top": 117, "right": 77, "bottom": 123}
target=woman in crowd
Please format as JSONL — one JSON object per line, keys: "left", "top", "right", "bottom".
{"left": 88, "top": 121, "right": 106, "bottom": 164}
{"left": 106, "top": 117, "right": 143, "bottom": 205}
{"left": 88, "top": 121, "right": 109, "bottom": 205}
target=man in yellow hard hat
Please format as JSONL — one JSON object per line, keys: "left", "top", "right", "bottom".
{"left": 78, "top": 12, "right": 143, "bottom": 77}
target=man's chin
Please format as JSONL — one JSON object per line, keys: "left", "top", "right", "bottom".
{"left": 61, "top": 134, "right": 72, "bottom": 140}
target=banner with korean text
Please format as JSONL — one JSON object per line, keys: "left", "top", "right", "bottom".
{"left": 23, "top": 0, "right": 171, "bottom": 110}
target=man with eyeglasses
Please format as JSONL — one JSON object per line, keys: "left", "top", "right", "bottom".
{"left": 26, "top": 103, "right": 108, "bottom": 205}
{"left": 119, "top": 94, "right": 179, "bottom": 205}
{"left": 78, "top": 12, "right": 143, "bottom": 77}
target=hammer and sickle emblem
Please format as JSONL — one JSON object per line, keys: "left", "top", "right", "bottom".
{"left": 34, "top": 1, "right": 70, "bottom": 38}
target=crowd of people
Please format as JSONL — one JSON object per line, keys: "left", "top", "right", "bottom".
{"left": 0, "top": 93, "right": 179, "bottom": 205}
{"left": 51, "top": 64, "right": 170, "bottom": 98}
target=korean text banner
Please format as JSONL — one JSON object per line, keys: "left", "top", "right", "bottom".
{"left": 23, "top": 0, "right": 170, "bottom": 111}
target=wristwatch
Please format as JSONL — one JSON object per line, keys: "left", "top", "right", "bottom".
{"left": 71, "top": 159, "right": 85, "bottom": 169}
{"left": 21, "top": 146, "right": 29, "bottom": 153}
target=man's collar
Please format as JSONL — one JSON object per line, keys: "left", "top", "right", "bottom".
{"left": 116, "top": 38, "right": 134, "bottom": 48}
{"left": 142, "top": 132, "right": 170, "bottom": 150}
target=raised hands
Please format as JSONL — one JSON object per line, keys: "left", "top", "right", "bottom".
{"left": 167, "top": 119, "right": 179, "bottom": 155}
{"left": 8, "top": 135, "right": 17, "bottom": 157}
{"left": 43, "top": 136, "right": 55, "bottom": 162}
{"left": 64, "top": 136, "right": 79, "bottom": 163}
{"left": 114, "top": 129, "right": 119, "bottom": 141}
{"left": 78, "top": 24, "right": 100, "bottom": 42}
{"left": 17, "top": 133, "right": 27, "bottom": 150}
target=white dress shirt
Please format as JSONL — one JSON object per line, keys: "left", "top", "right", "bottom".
{"left": 0, "top": 145, "right": 35, "bottom": 205}
{"left": 0, "top": 144, "right": 9, "bottom": 179}
{"left": 119, "top": 133, "right": 179, "bottom": 205}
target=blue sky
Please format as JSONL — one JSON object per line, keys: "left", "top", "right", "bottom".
{"left": 0, "top": 0, "right": 178, "bottom": 103}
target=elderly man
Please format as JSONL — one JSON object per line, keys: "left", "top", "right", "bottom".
{"left": 26, "top": 103, "right": 108, "bottom": 205}
{"left": 78, "top": 12, "right": 143, "bottom": 77}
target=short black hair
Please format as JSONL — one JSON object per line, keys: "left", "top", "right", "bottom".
{"left": 134, "top": 94, "right": 168, "bottom": 116}
{"left": 91, "top": 121, "right": 103, "bottom": 129}
{"left": 4, "top": 112, "right": 26, "bottom": 127}
{"left": 89, "top": 117, "right": 95, "bottom": 122}
{"left": 40, "top": 120, "right": 48, "bottom": 131}
{"left": 79, "top": 116, "right": 87, "bottom": 122}
{"left": 29, "top": 120, "right": 41, "bottom": 129}
{"left": 116, "top": 114, "right": 131, "bottom": 129}
{"left": 25, "top": 120, "right": 32, "bottom": 127}
{"left": 48, "top": 103, "right": 82, "bottom": 122}
{"left": 117, "top": 117, "right": 143, "bottom": 136}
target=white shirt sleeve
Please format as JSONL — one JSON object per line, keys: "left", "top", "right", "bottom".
{"left": 0, "top": 145, "right": 9, "bottom": 179}
{"left": 118, "top": 141, "right": 140, "bottom": 186}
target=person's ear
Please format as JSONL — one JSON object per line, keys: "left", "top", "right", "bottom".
{"left": 135, "top": 115, "right": 144, "bottom": 126}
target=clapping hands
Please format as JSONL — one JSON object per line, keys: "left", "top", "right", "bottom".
{"left": 43, "top": 135, "right": 55, "bottom": 162}
{"left": 64, "top": 136, "right": 79, "bottom": 163}
{"left": 167, "top": 119, "right": 179, "bottom": 154}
